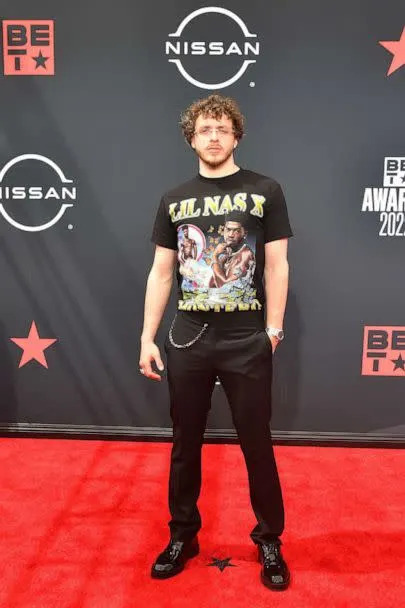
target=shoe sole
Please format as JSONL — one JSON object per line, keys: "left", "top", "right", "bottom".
{"left": 151, "top": 544, "right": 200, "bottom": 579}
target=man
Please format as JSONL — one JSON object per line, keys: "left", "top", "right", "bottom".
{"left": 140, "top": 94, "right": 293, "bottom": 591}
{"left": 209, "top": 216, "right": 254, "bottom": 288}
{"left": 178, "top": 225, "right": 197, "bottom": 265}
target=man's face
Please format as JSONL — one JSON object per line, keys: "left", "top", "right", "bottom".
{"left": 183, "top": 227, "right": 189, "bottom": 237}
{"left": 223, "top": 221, "right": 245, "bottom": 246}
{"left": 190, "top": 114, "right": 238, "bottom": 167}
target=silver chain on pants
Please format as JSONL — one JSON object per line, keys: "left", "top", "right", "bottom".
{"left": 168, "top": 313, "right": 209, "bottom": 349}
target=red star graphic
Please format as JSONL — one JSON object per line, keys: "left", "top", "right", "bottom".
{"left": 379, "top": 26, "right": 405, "bottom": 76}
{"left": 10, "top": 321, "right": 57, "bottom": 368}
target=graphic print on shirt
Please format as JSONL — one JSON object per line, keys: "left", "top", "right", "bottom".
{"left": 177, "top": 211, "right": 261, "bottom": 312}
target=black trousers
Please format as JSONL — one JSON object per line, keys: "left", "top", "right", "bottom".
{"left": 163, "top": 309, "right": 285, "bottom": 546}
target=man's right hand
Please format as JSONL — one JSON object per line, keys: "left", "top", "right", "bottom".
{"left": 139, "top": 340, "right": 165, "bottom": 381}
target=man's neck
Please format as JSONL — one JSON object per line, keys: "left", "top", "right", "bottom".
{"left": 198, "top": 159, "right": 240, "bottom": 178}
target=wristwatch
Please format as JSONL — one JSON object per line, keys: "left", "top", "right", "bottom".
{"left": 265, "top": 327, "right": 284, "bottom": 341}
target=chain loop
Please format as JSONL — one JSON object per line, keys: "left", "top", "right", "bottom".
{"left": 168, "top": 313, "right": 208, "bottom": 349}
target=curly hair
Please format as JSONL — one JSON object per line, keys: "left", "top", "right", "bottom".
{"left": 179, "top": 94, "right": 245, "bottom": 146}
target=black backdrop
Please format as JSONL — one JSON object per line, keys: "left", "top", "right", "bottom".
{"left": 0, "top": 1, "right": 404, "bottom": 444}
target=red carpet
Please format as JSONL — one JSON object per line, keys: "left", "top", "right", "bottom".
{"left": 0, "top": 438, "right": 403, "bottom": 607}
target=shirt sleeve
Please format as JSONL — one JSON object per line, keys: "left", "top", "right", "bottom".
{"left": 150, "top": 196, "right": 178, "bottom": 250}
{"left": 263, "top": 182, "right": 294, "bottom": 243}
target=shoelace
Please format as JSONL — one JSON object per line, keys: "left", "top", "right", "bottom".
{"left": 168, "top": 541, "right": 183, "bottom": 560}
{"left": 261, "top": 543, "right": 281, "bottom": 566}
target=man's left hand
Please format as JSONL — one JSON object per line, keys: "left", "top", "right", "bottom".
{"left": 265, "top": 333, "right": 279, "bottom": 354}
{"left": 270, "top": 336, "right": 279, "bottom": 353}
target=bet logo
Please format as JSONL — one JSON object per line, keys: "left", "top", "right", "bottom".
{"left": 2, "top": 20, "right": 54, "bottom": 75}
{"left": 362, "top": 326, "right": 405, "bottom": 376}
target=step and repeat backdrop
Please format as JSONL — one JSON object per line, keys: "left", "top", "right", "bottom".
{"left": 0, "top": 1, "right": 404, "bottom": 442}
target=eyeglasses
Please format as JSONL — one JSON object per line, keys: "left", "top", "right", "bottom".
{"left": 194, "top": 127, "right": 234, "bottom": 138}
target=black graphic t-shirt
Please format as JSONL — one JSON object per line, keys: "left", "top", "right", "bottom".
{"left": 150, "top": 167, "right": 293, "bottom": 317}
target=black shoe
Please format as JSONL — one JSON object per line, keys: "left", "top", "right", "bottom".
{"left": 151, "top": 537, "right": 199, "bottom": 579}
{"left": 257, "top": 540, "right": 290, "bottom": 591}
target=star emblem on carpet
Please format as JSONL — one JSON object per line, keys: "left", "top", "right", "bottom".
{"left": 207, "top": 557, "right": 237, "bottom": 572}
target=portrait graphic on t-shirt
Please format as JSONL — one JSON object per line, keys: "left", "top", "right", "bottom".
{"left": 151, "top": 171, "right": 294, "bottom": 314}
{"left": 177, "top": 210, "right": 259, "bottom": 312}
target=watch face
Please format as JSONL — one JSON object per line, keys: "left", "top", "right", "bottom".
{"left": 266, "top": 328, "right": 284, "bottom": 340}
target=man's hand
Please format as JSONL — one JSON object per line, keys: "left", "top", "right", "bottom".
{"left": 270, "top": 336, "right": 279, "bottom": 353}
{"left": 213, "top": 242, "right": 228, "bottom": 258}
{"left": 139, "top": 340, "right": 165, "bottom": 381}
{"left": 265, "top": 334, "right": 279, "bottom": 354}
